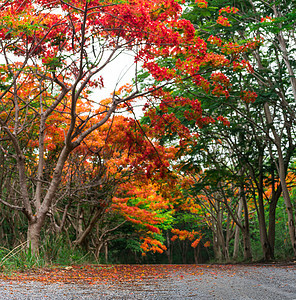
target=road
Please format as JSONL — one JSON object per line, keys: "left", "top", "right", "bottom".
{"left": 0, "top": 264, "right": 295, "bottom": 299}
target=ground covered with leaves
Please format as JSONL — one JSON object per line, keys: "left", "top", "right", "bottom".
{"left": 0, "top": 264, "right": 296, "bottom": 299}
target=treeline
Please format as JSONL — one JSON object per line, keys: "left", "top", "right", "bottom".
{"left": 0, "top": 0, "right": 296, "bottom": 268}
{"left": 141, "top": 0, "right": 296, "bottom": 261}
{"left": 153, "top": 0, "right": 296, "bottom": 261}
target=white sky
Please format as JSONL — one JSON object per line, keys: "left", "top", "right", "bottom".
{"left": 91, "top": 51, "right": 147, "bottom": 118}
{"left": 93, "top": 52, "right": 136, "bottom": 101}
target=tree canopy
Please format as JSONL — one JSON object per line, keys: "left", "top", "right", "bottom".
{"left": 0, "top": 0, "right": 295, "bottom": 265}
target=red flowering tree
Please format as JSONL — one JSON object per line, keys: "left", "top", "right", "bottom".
{"left": 0, "top": 0, "right": 232, "bottom": 255}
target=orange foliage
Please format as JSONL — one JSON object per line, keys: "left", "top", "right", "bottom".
{"left": 171, "top": 228, "right": 203, "bottom": 248}
{"left": 140, "top": 237, "right": 167, "bottom": 254}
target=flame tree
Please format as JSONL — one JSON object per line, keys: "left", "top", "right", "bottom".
{"left": 0, "top": 0, "right": 234, "bottom": 255}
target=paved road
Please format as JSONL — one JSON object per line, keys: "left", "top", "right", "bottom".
{"left": 0, "top": 264, "right": 295, "bottom": 299}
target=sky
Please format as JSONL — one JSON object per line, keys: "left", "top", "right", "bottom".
{"left": 91, "top": 50, "right": 147, "bottom": 118}
{"left": 93, "top": 52, "right": 136, "bottom": 101}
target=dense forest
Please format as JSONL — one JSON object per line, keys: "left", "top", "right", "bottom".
{"left": 0, "top": 0, "right": 295, "bottom": 268}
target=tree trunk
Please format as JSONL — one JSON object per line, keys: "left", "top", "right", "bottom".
{"left": 268, "top": 183, "right": 282, "bottom": 258}
{"left": 241, "top": 187, "right": 252, "bottom": 261}
{"left": 212, "top": 226, "right": 222, "bottom": 261}
{"left": 252, "top": 150, "right": 273, "bottom": 261}
{"left": 95, "top": 242, "right": 103, "bottom": 262}
{"left": 181, "top": 240, "right": 188, "bottom": 264}
{"left": 242, "top": 226, "right": 252, "bottom": 260}
{"left": 279, "top": 173, "right": 296, "bottom": 255}
{"left": 104, "top": 242, "right": 108, "bottom": 263}
{"left": 166, "top": 231, "right": 173, "bottom": 264}
{"left": 194, "top": 244, "right": 200, "bottom": 264}
{"left": 27, "top": 221, "right": 43, "bottom": 255}
{"left": 264, "top": 103, "right": 296, "bottom": 256}
{"left": 216, "top": 206, "right": 229, "bottom": 261}
{"left": 257, "top": 192, "right": 273, "bottom": 261}
{"left": 74, "top": 206, "right": 106, "bottom": 245}
{"left": 233, "top": 199, "right": 243, "bottom": 260}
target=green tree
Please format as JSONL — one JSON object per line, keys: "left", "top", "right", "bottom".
{"left": 141, "top": 0, "right": 296, "bottom": 260}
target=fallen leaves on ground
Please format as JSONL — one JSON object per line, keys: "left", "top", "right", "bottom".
{"left": 0, "top": 263, "right": 295, "bottom": 286}
{"left": 0, "top": 265, "right": 206, "bottom": 285}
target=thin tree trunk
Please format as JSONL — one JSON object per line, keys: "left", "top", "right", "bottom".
{"left": 104, "top": 242, "right": 108, "bottom": 263}
{"left": 257, "top": 187, "right": 273, "bottom": 260}
{"left": 74, "top": 206, "right": 106, "bottom": 245}
{"left": 233, "top": 198, "right": 243, "bottom": 260}
{"left": 212, "top": 224, "right": 222, "bottom": 261}
{"left": 268, "top": 183, "right": 282, "bottom": 258}
{"left": 95, "top": 242, "right": 104, "bottom": 262}
{"left": 241, "top": 186, "right": 252, "bottom": 260}
{"left": 264, "top": 103, "right": 296, "bottom": 256}
{"left": 166, "top": 231, "right": 173, "bottom": 264}
{"left": 194, "top": 244, "right": 200, "bottom": 264}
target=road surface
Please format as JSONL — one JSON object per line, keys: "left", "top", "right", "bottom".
{"left": 0, "top": 264, "right": 295, "bottom": 299}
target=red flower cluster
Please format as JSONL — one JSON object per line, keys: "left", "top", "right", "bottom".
{"left": 211, "top": 72, "right": 230, "bottom": 86}
{"left": 217, "top": 115, "right": 230, "bottom": 127}
{"left": 216, "top": 16, "right": 231, "bottom": 27}
{"left": 261, "top": 16, "right": 274, "bottom": 22}
{"left": 241, "top": 90, "right": 258, "bottom": 103}
{"left": 207, "top": 35, "right": 222, "bottom": 47}
{"left": 211, "top": 72, "right": 231, "bottom": 98}
{"left": 219, "top": 6, "right": 239, "bottom": 15}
